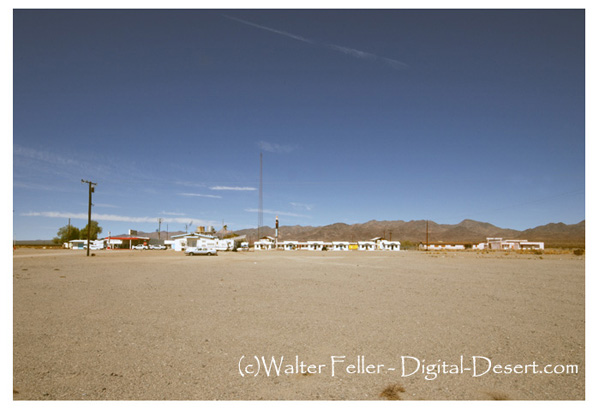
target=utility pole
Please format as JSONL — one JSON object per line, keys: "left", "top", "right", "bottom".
{"left": 158, "top": 218, "right": 163, "bottom": 240}
{"left": 425, "top": 220, "right": 429, "bottom": 251}
{"left": 275, "top": 215, "right": 279, "bottom": 248}
{"left": 81, "top": 179, "right": 97, "bottom": 257}
{"left": 258, "top": 152, "right": 263, "bottom": 240}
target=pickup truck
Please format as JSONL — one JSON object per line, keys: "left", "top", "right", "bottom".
{"left": 185, "top": 247, "right": 217, "bottom": 256}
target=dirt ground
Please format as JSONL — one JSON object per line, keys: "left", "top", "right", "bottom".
{"left": 13, "top": 248, "right": 585, "bottom": 400}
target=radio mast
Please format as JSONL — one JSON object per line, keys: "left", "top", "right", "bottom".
{"left": 258, "top": 152, "right": 263, "bottom": 240}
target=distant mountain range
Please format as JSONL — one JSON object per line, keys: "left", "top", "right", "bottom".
{"left": 23, "top": 219, "right": 583, "bottom": 248}
{"left": 232, "top": 219, "right": 585, "bottom": 247}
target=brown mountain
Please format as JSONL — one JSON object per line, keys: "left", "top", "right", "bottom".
{"left": 519, "top": 221, "right": 585, "bottom": 247}
{"left": 234, "top": 219, "right": 585, "bottom": 247}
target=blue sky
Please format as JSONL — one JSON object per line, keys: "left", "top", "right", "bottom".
{"left": 13, "top": 9, "right": 585, "bottom": 240}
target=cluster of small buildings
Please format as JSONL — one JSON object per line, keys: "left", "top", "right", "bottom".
{"left": 419, "top": 237, "right": 544, "bottom": 251}
{"left": 474, "top": 237, "right": 545, "bottom": 251}
{"left": 254, "top": 236, "right": 401, "bottom": 251}
{"left": 63, "top": 228, "right": 544, "bottom": 253}
{"left": 165, "top": 232, "right": 244, "bottom": 251}
{"left": 64, "top": 227, "right": 248, "bottom": 251}
{"left": 65, "top": 235, "right": 154, "bottom": 250}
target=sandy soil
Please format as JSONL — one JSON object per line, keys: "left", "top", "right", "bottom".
{"left": 13, "top": 248, "right": 585, "bottom": 400}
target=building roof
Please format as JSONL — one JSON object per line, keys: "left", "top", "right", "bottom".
{"left": 101, "top": 236, "right": 150, "bottom": 241}
{"left": 423, "top": 242, "right": 471, "bottom": 246}
{"left": 170, "top": 233, "right": 216, "bottom": 239}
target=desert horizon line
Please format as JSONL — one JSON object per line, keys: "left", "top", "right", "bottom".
{"left": 15, "top": 217, "right": 585, "bottom": 242}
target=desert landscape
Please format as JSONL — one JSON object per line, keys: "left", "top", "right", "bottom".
{"left": 13, "top": 248, "right": 584, "bottom": 400}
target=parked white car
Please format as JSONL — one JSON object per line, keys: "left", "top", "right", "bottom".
{"left": 185, "top": 247, "right": 217, "bottom": 256}
{"left": 132, "top": 244, "right": 148, "bottom": 250}
{"left": 149, "top": 245, "right": 166, "bottom": 250}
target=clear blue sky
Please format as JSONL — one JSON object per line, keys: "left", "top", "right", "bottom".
{"left": 13, "top": 9, "right": 585, "bottom": 240}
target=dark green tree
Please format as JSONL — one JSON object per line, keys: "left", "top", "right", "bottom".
{"left": 80, "top": 220, "right": 103, "bottom": 240}
{"left": 53, "top": 225, "right": 81, "bottom": 244}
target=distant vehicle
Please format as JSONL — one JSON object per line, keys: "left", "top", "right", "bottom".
{"left": 149, "top": 245, "right": 166, "bottom": 250}
{"left": 132, "top": 244, "right": 148, "bottom": 250}
{"left": 185, "top": 246, "right": 217, "bottom": 256}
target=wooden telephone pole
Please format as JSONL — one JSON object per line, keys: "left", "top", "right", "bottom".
{"left": 81, "top": 179, "right": 97, "bottom": 256}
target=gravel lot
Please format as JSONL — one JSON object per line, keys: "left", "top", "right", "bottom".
{"left": 13, "top": 248, "right": 585, "bottom": 400}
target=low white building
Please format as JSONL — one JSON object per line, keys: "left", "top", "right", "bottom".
{"left": 67, "top": 239, "right": 105, "bottom": 250}
{"left": 296, "top": 242, "right": 309, "bottom": 250}
{"left": 421, "top": 242, "right": 466, "bottom": 250}
{"left": 170, "top": 233, "right": 218, "bottom": 251}
{"left": 284, "top": 241, "right": 298, "bottom": 251}
{"left": 215, "top": 238, "right": 234, "bottom": 251}
{"left": 379, "top": 240, "right": 401, "bottom": 251}
{"left": 307, "top": 241, "right": 324, "bottom": 251}
{"left": 332, "top": 241, "right": 350, "bottom": 251}
{"left": 67, "top": 239, "right": 87, "bottom": 249}
{"left": 254, "top": 237, "right": 275, "bottom": 250}
{"left": 474, "top": 238, "right": 544, "bottom": 251}
{"left": 519, "top": 241, "right": 545, "bottom": 250}
{"left": 358, "top": 241, "right": 376, "bottom": 251}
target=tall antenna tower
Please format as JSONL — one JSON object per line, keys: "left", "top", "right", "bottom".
{"left": 258, "top": 152, "right": 263, "bottom": 239}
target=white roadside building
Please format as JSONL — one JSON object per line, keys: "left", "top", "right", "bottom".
{"left": 379, "top": 240, "right": 401, "bottom": 251}
{"left": 358, "top": 241, "right": 377, "bottom": 251}
{"left": 307, "top": 241, "right": 325, "bottom": 251}
{"left": 170, "top": 233, "right": 220, "bottom": 252}
{"left": 421, "top": 242, "right": 467, "bottom": 250}
{"left": 284, "top": 241, "right": 298, "bottom": 251}
{"left": 332, "top": 241, "right": 350, "bottom": 251}
{"left": 254, "top": 236, "right": 276, "bottom": 251}
{"left": 474, "top": 238, "right": 544, "bottom": 250}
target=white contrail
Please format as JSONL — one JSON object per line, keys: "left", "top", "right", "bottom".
{"left": 223, "top": 14, "right": 314, "bottom": 44}
{"left": 328, "top": 44, "right": 377, "bottom": 60}
{"left": 326, "top": 44, "right": 407, "bottom": 69}
{"left": 22, "top": 211, "right": 213, "bottom": 225}
{"left": 210, "top": 186, "right": 256, "bottom": 191}
{"left": 258, "top": 140, "right": 296, "bottom": 153}
{"left": 245, "top": 208, "right": 309, "bottom": 218}
{"left": 223, "top": 14, "right": 407, "bottom": 70}
{"left": 179, "top": 193, "right": 222, "bottom": 198}
{"left": 290, "top": 202, "right": 313, "bottom": 211}
{"left": 161, "top": 211, "right": 186, "bottom": 216}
